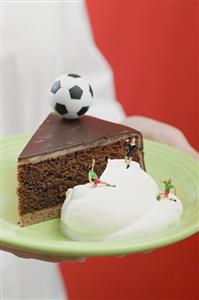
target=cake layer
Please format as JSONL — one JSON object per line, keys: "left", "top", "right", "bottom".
{"left": 18, "top": 204, "right": 62, "bottom": 227}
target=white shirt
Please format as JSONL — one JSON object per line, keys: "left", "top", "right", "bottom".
{"left": 2, "top": 0, "right": 125, "bottom": 138}
{"left": 1, "top": 1, "right": 125, "bottom": 299}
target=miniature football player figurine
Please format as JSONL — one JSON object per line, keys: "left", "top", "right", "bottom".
{"left": 88, "top": 158, "right": 116, "bottom": 187}
{"left": 157, "top": 178, "right": 177, "bottom": 201}
{"left": 123, "top": 137, "right": 138, "bottom": 169}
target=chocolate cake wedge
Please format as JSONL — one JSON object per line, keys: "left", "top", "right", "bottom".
{"left": 17, "top": 113, "right": 145, "bottom": 226}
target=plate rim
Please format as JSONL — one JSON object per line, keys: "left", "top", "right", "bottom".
{"left": 1, "top": 223, "right": 199, "bottom": 257}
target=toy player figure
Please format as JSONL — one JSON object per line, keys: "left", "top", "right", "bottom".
{"left": 157, "top": 178, "right": 177, "bottom": 201}
{"left": 123, "top": 137, "right": 138, "bottom": 169}
{"left": 88, "top": 158, "right": 116, "bottom": 187}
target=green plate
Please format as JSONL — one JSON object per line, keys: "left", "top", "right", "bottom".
{"left": 1, "top": 134, "right": 198, "bottom": 257}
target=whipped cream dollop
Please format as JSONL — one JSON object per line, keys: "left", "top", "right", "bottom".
{"left": 60, "top": 160, "right": 183, "bottom": 241}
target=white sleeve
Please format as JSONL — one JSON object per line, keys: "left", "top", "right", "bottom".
{"left": 2, "top": 0, "right": 125, "bottom": 137}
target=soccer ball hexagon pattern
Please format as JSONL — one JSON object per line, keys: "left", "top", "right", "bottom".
{"left": 49, "top": 74, "right": 94, "bottom": 119}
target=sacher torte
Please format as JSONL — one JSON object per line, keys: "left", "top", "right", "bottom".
{"left": 17, "top": 113, "right": 145, "bottom": 226}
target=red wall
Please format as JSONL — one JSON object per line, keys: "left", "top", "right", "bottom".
{"left": 59, "top": 3, "right": 199, "bottom": 299}
{"left": 87, "top": 2, "right": 198, "bottom": 150}
{"left": 60, "top": 234, "right": 199, "bottom": 300}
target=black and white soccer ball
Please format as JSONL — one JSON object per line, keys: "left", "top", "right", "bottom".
{"left": 49, "top": 74, "right": 94, "bottom": 119}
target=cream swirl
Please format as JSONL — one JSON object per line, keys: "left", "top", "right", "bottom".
{"left": 60, "top": 160, "right": 183, "bottom": 241}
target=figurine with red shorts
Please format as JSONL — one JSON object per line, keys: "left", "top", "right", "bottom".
{"left": 88, "top": 158, "right": 116, "bottom": 187}
{"left": 157, "top": 178, "right": 176, "bottom": 201}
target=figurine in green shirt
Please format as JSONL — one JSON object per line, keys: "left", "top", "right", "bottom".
{"left": 88, "top": 158, "right": 116, "bottom": 188}
{"left": 157, "top": 178, "right": 176, "bottom": 201}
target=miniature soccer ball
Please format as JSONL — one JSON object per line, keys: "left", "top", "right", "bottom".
{"left": 49, "top": 74, "right": 94, "bottom": 119}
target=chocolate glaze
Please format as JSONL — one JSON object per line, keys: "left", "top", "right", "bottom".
{"left": 18, "top": 113, "right": 143, "bottom": 160}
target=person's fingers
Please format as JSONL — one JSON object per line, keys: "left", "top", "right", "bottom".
{"left": 123, "top": 116, "right": 198, "bottom": 160}
{"left": 0, "top": 246, "right": 86, "bottom": 263}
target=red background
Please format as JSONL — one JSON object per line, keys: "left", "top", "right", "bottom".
{"left": 87, "top": 1, "right": 198, "bottom": 150}
{"left": 60, "top": 2, "right": 198, "bottom": 299}
{"left": 60, "top": 234, "right": 198, "bottom": 300}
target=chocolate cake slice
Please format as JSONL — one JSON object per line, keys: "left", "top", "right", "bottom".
{"left": 17, "top": 113, "right": 145, "bottom": 226}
